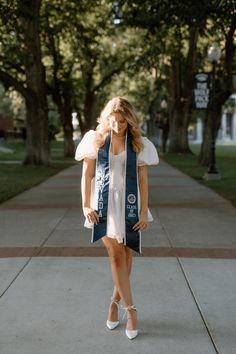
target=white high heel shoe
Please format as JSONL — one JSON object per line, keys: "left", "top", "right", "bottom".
{"left": 123, "top": 305, "right": 138, "bottom": 340}
{"left": 106, "top": 298, "right": 120, "bottom": 330}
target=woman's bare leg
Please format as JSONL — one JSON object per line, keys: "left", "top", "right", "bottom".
{"left": 102, "top": 236, "right": 136, "bottom": 330}
{"left": 111, "top": 247, "right": 133, "bottom": 301}
{"left": 108, "top": 247, "right": 133, "bottom": 321}
{"left": 108, "top": 246, "right": 132, "bottom": 321}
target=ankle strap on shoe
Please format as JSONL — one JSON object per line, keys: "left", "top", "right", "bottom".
{"left": 110, "top": 297, "right": 120, "bottom": 308}
{"left": 122, "top": 305, "right": 137, "bottom": 320}
{"left": 124, "top": 305, "right": 137, "bottom": 311}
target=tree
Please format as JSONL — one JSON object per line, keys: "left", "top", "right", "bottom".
{"left": 198, "top": 6, "right": 236, "bottom": 166}
{"left": 41, "top": 0, "right": 134, "bottom": 146}
{"left": 76, "top": 37, "right": 133, "bottom": 135}
{"left": 167, "top": 25, "right": 199, "bottom": 153}
{"left": 41, "top": 1, "right": 76, "bottom": 157}
{"left": 117, "top": 0, "right": 209, "bottom": 153}
{"left": 116, "top": 0, "right": 235, "bottom": 158}
{"left": 70, "top": 6, "right": 141, "bottom": 135}
{"left": 0, "top": 0, "right": 50, "bottom": 165}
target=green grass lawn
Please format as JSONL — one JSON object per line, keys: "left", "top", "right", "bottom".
{"left": 0, "top": 164, "right": 74, "bottom": 204}
{"left": 0, "top": 140, "right": 76, "bottom": 204}
{"left": 162, "top": 144, "right": 236, "bottom": 207}
{"left": 0, "top": 140, "right": 68, "bottom": 161}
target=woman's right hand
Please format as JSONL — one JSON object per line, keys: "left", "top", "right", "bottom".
{"left": 83, "top": 207, "right": 99, "bottom": 224}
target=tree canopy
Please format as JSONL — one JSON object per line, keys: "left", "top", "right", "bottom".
{"left": 0, "top": 0, "right": 235, "bottom": 165}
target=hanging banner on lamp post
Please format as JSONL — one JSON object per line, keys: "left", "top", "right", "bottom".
{"left": 194, "top": 72, "right": 210, "bottom": 110}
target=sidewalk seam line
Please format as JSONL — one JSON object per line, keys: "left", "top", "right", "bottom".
{"left": 33, "top": 208, "right": 70, "bottom": 256}
{"left": 0, "top": 257, "right": 32, "bottom": 299}
{"left": 0, "top": 208, "right": 69, "bottom": 299}
{"left": 158, "top": 216, "right": 220, "bottom": 354}
{"left": 177, "top": 259, "right": 220, "bottom": 354}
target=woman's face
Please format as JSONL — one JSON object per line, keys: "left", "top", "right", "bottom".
{"left": 109, "top": 113, "right": 128, "bottom": 135}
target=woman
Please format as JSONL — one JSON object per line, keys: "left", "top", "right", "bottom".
{"left": 75, "top": 96, "right": 159, "bottom": 339}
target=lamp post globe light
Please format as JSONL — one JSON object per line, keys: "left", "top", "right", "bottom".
{"left": 207, "top": 42, "right": 221, "bottom": 63}
{"left": 204, "top": 42, "right": 221, "bottom": 180}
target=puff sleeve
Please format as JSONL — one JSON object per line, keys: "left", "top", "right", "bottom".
{"left": 138, "top": 137, "right": 159, "bottom": 166}
{"left": 75, "top": 130, "right": 97, "bottom": 161}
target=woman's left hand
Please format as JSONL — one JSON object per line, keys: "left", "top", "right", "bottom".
{"left": 133, "top": 211, "right": 148, "bottom": 231}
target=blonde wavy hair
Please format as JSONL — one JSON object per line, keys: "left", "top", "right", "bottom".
{"left": 95, "top": 96, "right": 144, "bottom": 153}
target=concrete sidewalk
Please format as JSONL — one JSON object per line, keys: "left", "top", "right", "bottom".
{"left": 0, "top": 159, "right": 236, "bottom": 354}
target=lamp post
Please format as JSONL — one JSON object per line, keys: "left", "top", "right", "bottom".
{"left": 204, "top": 42, "right": 221, "bottom": 180}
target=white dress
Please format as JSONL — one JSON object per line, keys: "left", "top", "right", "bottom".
{"left": 75, "top": 130, "right": 159, "bottom": 244}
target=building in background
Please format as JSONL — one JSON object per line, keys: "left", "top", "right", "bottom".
{"left": 190, "top": 94, "right": 236, "bottom": 144}
{"left": 0, "top": 113, "right": 13, "bottom": 140}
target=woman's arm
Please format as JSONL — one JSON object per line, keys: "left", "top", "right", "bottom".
{"left": 133, "top": 165, "right": 148, "bottom": 231}
{"left": 81, "top": 157, "right": 99, "bottom": 224}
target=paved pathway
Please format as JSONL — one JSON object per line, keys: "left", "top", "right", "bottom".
{"left": 0, "top": 158, "right": 236, "bottom": 354}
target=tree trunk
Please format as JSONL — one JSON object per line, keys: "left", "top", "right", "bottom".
{"left": 62, "top": 84, "right": 75, "bottom": 157}
{"left": 168, "top": 26, "right": 198, "bottom": 154}
{"left": 80, "top": 90, "right": 96, "bottom": 135}
{"left": 52, "top": 91, "right": 75, "bottom": 157}
{"left": 20, "top": 0, "right": 49, "bottom": 165}
{"left": 24, "top": 98, "right": 49, "bottom": 164}
{"left": 198, "top": 104, "right": 222, "bottom": 166}
{"left": 168, "top": 108, "right": 191, "bottom": 153}
{"left": 168, "top": 57, "right": 192, "bottom": 153}
{"left": 63, "top": 122, "right": 74, "bottom": 157}
{"left": 161, "top": 119, "right": 169, "bottom": 153}
{"left": 46, "top": 21, "right": 74, "bottom": 158}
{"left": 50, "top": 81, "right": 75, "bottom": 157}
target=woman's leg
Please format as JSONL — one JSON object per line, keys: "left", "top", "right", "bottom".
{"left": 111, "top": 246, "right": 133, "bottom": 301}
{"left": 102, "top": 236, "right": 137, "bottom": 330}
{"left": 108, "top": 246, "right": 133, "bottom": 321}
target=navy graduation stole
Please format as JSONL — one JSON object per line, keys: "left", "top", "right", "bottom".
{"left": 92, "top": 132, "right": 141, "bottom": 254}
